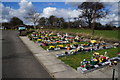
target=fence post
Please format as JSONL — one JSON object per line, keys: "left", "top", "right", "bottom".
{"left": 112, "top": 69, "right": 115, "bottom": 80}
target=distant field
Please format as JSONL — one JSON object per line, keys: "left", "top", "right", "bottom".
{"left": 43, "top": 28, "right": 119, "bottom": 41}
{"left": 59, "top": 47, "right": 120, "bottom": 69}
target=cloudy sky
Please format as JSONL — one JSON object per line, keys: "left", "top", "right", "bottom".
{"left": 1, "top": 0, "right": 119, "bottom": 26}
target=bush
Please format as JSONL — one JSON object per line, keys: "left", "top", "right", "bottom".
{"left": 20, "top": 31, "right": 27, "bottom": 36}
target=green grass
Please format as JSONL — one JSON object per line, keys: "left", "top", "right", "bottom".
{"left": 4, "top": 29, "right": 16, "bottom": 30}
{"left": 40, "top": 43, "right": 67, "bottom": 50}
{"left": 32, "top": 39, "right": 37, "bottom": 42}
{"left": 40, "top": 45, "right": 49, "bottom": 50}
{"left": 59, "top": 47, "right": 120, "bottom": 69}
{"left": 42, "top": 28, "right": 119, "bottom": 41}
{"left": 73, "top": 41, "right": 89, "bottom": 45}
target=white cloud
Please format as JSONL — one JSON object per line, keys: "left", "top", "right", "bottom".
{"left": 65, "top": 0, "right": 120, "bottom": 7}
{"left": 1, "top": 1, "right": 82, "bottom": 24}
{"left": 1, "top": 0, "right": 34, "bottom": 25}
{"left": 1, "top": 0, "right": 119, "bottom": 26}
{"left": 98, "top": 13, "right": 118, "bottom": 26}
{"left": 65, "top": 1, "right": 119, "bottom": 26}
{"left": 65, "top": 0, "right": 120, "bottom": 2}
{"left": 41, "top": 7, "right": 82, "bottom": 21}
{"left": 98, "top": 2, "right": 119, "bottom": 26}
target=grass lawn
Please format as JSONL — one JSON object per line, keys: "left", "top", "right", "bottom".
{"left": 42, "top": 28, "right": 119, "bottom": 41}
{"left": 40, "top": 45, "right": 49, "bottom": 50}
{"left": 32, "top": 39, "right": 37, "bottom": 42}
{"left": 59, "top": 47, "right": 120, "bottom": 69}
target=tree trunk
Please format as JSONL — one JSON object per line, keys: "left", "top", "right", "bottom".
{"left": 33, "top": 22, "right": 37, "bottom": 36}
{"left": 88, "top": 20, "right": 91, "bottom": 29}
{"left": 92, "top": 24, "right": 95, "bottom": 36}
{"left": 92, "top": 11, "right": 96, "bottom": 36}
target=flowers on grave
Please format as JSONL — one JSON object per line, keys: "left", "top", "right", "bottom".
{"left": 109, "top": 60, "right": 118, "bottom": 66}
{"left": 113, "top": 43, "right": 119, "bottom": 48}
{"left": 81, "top": 61, "right": 85, "bottom": 68}
{"left": 93, "top": 52, "right": 109, "bottom": 63}
{"left": 90, "top": 59, "right": 96, "bottom": 65}
{"left": 56, "top": 41, "right": 60, "bottom": 43}
{"left": 98, "top": 57, "right": 103, "bottom": 63}
{"left": 76, "top": 47, "right": 81, "bottom": 52}
{"left": 117, "top": 52, "right": 120, "bottom": 57}
{"left": 83, "top": 59, "right": 87, "bottom": 64}
{"left": 68, "top": 37, "right": 74, "bottom": 39}
{"left": 49, "top": 42, "right": 53, "bottom": 44}
{"left": 80, "top": 52, "right": 110, "bottom": 68}
{"left": 67, "top": 47, "right": 71, "bottom": 50}
{"left": 65, "top": 38, "right": 68, "bottom": 41}
{"left": 81, "top": 44, "right": 86, "bottom": 47}
{"left": 73, "top": 42, "right": 79, "bottom": 48}
{"left": 90, "top": 40, "right": 97, "bottom": 44}
{"left": 41, "top": 42, "right": 46, "bottom": 46}
{"left": 60, "top": 37, "right": 64, "bottom": 40}
{"left": 69, "top": 40, "right": 73, "bottom": 43}
{"left": 57, "top": 45, "right": 64, "bottom": 48}
{"left": 65, "top": 33, "right": 68, "bottom": 37}
{"left": 75, "top": 36, "right": 79, "bottom": 40}
{"left": 100, "top": 55, "right": 108, "bottom": 62}
{"left": 66, "top": 44, "right": 70, "bottom": 47}
{"left": 93, "top": 57, "right": 98, "bottom": 62}
{"left": 93, "top": 52, "right": 99, "bottom": 57}
{"left": 64, "top": 40, "right": 69, "bottom": 43}
{"left": 37, "top": 39, "right": 42, "bottom": 42}
{"left": 70, "top": 50, "right": 77, "bottom": 54}
{"left": 45, "top": 34, "right": 48, "bottom": 37}
{"left": 49, "top": 46, "right": 55, "bottom": 49}
{"left": 113, "top": 61, "right": 117, "bottom": 65}
{"left": 103, "top": 51, "right": 109, "bottom": 59}
{"left": 49, "top": 33, "right": 53, "bottom": 36}
{"left": 31, "top": 34, "right": 35, "bottom": 37}
{"left": 80, "top": 59, "right": 91, "bottom": 68}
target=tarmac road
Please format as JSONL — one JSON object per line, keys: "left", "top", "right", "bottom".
{"left": 2, "top": 30, "right": 52, "bottom": 78}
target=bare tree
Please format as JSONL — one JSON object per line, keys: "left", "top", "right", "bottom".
{"left": 25, "top": 9, "right": 41, "bottom": 32}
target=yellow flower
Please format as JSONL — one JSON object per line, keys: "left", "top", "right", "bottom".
{"left": 50, "top": 33, "right": 53, "bottom": 35}
{"left": 94, "top": 58, "right": 98, "bottom": 61}
{"left": 94, "top": 52, "right": 99, "bottom": 55}
{"left": 57, "top": 45, "right": 63, "bottom": 47}
{"left": 45, "top": 34, "right": 48, "bottom": 37}
{"left": 37, "top": 39, "right": 42, "bottom": 41}
{"left": 99, "top": 58, "right": 102, "bottom": 63}
{"left": 90, "top": 40, "right": 96, "bottom": 43}
{"left": 49, "top": 46, "right": 55, "bottom": 49}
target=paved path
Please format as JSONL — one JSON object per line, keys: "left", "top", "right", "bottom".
{"left": 20, "top": 36, "right": 86, "bottom": 78}
{"left": 20, "top": 35, "right": 119, "bottom": 79}
{"left": 2, "top": 30, "right": 52, "bottom": 78}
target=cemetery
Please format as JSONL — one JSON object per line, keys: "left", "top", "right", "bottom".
{"left": 27, "top": 30, "right": 120, "bottom": 73}
{"left": 2, "top": 1, "right": 120, "bottom": 78}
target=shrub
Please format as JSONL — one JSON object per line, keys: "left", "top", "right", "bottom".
{"left": 20, "top": 31, "right": 27, "bottom": 36}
